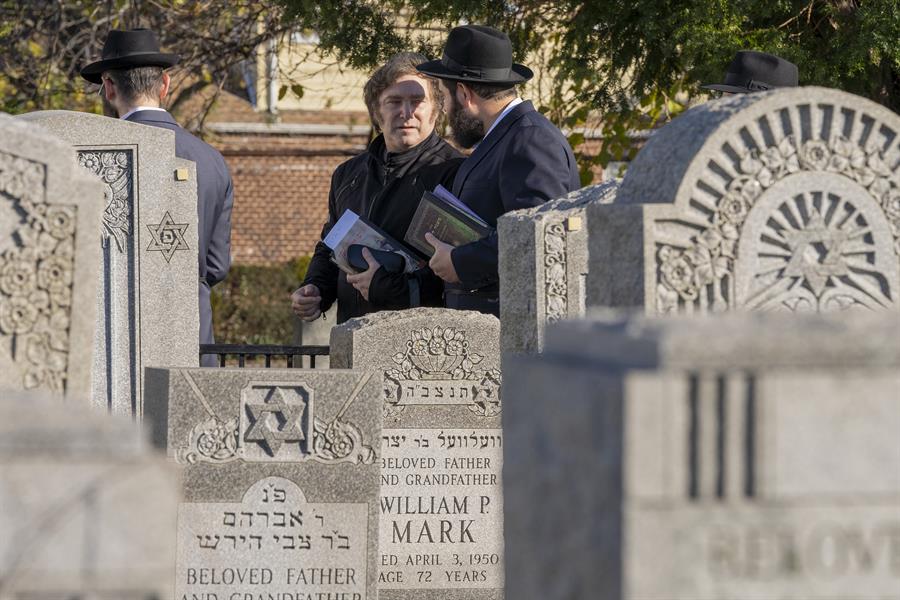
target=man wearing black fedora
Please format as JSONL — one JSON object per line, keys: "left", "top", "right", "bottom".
{"left": 417, "top": 25, "right": 579, "bottom": 316}
{"left": 82, "top": 28, "right": 233, "bottom": 366}
{"left": 702, "top": 50, "right": 799, "bottom": 94}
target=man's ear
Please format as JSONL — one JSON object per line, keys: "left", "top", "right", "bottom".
{"left": 456, "top": 82, "right": 471, "bottom": 108}
{"left": 159, "top": 72, "right": 171, "bottom": 101}
{"left": 456, "top": 81, "right": 478, "bottom": 110}
{"left": 102, "top": 76, "right": 115, "bottom": 101}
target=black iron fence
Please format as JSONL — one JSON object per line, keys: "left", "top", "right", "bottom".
{"left": 200, "top": 345, "right": 329, "bottom": 368}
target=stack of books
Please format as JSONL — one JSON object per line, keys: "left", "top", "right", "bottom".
{"left": 324, "top": 185, "right": 494, "bottom": 274}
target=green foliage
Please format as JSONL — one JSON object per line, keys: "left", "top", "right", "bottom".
{"left": 274, "top": 0, "right": 900, "bottom": 178}
{"left": 211, "top": 257, "right": 310, "bottom": 345}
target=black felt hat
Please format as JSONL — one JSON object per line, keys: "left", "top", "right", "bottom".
{"left": 416, "top": 25, "right": 533, "bottom": 85}
{"left": 702, "top": 51, "right": 798, "bottom": 94}
{"left": 81, "top": 29, "right": 179, "bottom": 84}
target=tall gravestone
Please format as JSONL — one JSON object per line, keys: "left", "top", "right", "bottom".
{"left": 0, "top": 113, "right": 103, "bottom": 401}
{"left": 503, "top": 311, "right": 900, "bottom": 600}
{"left": 331, "top": 308, "right": 504, "bottom": 600}
{"left": 587, "top": 87, "right": 900, "bottom": 315}
{"left": 19, "top": 110, "right": 200, "bottom": 416}
{"left": 0, "top": 389, "right": 180, "bottom": 598}
{"left": 144, "top": 367, "right": 381, "bottom": 599}
{"left": 498, "top": 180, "right": 618, "bottom": 354}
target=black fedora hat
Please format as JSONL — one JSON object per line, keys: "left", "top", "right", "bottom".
{"left": 702, "top": 51, "right": 798, "bottom": 94}
{"left": 417, "top": 25, "right": 533, "bottom": 85}
{"left": 81, "top": 28, "right": 179, "bottom": 84}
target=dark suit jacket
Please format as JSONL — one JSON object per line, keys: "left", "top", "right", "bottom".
{"left": 448, "top": 100, "right": 580, "bottom": 315}
{"left": 126, "top": 110, "right": 234, "bottom": 351}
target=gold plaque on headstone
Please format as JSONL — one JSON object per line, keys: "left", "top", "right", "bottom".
{"left": 566, "top": 216, "right": 582, "bottom": 232}
{"left": 175, "top": 167, "right": 189, "bottom": 181}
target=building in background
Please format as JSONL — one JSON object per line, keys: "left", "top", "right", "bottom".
{"left": 187, "top": 31, "right": 613, "bottom": 267}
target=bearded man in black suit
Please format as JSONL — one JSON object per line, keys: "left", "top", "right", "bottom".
{"left": 82, "top": 29, "right": 233, "bottom": 366}
{"left": 417, "top": 25, "right": 580, "bottom": 316}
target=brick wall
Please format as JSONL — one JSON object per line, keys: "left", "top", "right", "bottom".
{"left": 211, "top": 129, "right": 369, "bottom": 265}
{"left": 195, "top": 92, "right": 619, "bottom": 266}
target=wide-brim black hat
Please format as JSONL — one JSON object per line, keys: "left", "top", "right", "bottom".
{"left": 417, "top": 25, "right": 533, "bottom": 85}
{"left": 81, "top": 28, "right": 179, "bottom": 84}
{"left": 702, "top": 50, "right": 798, "bottom": 94}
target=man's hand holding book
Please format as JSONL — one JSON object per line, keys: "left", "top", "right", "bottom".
{"left": 425, "top": 232, "right": 460, "bottom": 283}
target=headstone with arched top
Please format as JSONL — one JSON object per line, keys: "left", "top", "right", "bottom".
{"left": 587, "top": 87, "right": 900, "bottom": 315}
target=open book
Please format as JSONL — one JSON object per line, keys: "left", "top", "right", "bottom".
{"left": 324, "top": 210, "right": 423, "bottom": 275}
{"left": 404, "top": 185, "right": 494, "bottom": 257}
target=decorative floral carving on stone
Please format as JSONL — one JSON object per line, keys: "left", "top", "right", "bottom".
{"left": 182, "top": 416, "right": 240, "bottom": 464}
{"left": 383, "top": 327, "right": 502, "bottom": 418}
{"left": 657, "top": 134, "right": 900, "bottom": 314}
{"left": 77, "top": 150, "right": 132, "bottom": 253}
{"left": 312, "top": 416, "right": 376, "bottom": 464}
{"left": 0, "top": 150, "right": 75, "bottom": 393}
{"left": 183, "top": 414, "right": 373, "bottom": 465}
{"left": 544, "top": 220, "right": 567, "bottom": 323}
{"left": 183, "top": 412, "right": 374, "bottom": 465}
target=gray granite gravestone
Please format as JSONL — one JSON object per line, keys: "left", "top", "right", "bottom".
{"left": 0, "top": 389, "right": 179, "bottom": 598}
{"left": 17, "top": 110, "right": 199, "bottom": 417}
{"left": 331, "top": 308, "right": 503, "bottom": 600}
{"left": 503, "top": 310, "right": 900, "bottom": 600}
{"left": 498, "top": 180, "right": 618, "bottom": 355}
{"left": 587, "top": 87, "right": 900, "bottom": 315}
{"left": 0, "top": 113, "right": 103, "bottom": 401}
{"left": 144, "top": 367, "right": 381, "bottom": 599}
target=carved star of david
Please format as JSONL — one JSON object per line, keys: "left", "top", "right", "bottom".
{"left": 243, "top": 387, "right": 307, "bottom": 456}
{"left": 782, "top": 209, "right": 849, "bottom": 296}
{"left": 146, "top": 211, "right": 189, "bottom": 263}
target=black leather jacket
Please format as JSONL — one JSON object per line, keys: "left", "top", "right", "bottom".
{"left": 302, "top": 132, "right": 463, "bottom": 323}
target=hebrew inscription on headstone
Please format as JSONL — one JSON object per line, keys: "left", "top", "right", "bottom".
{"left": 331, "top": 308, "right": 503, "bottom": 600}
{"left": 499, "top": 180, "right": 618, "bottom": 354}
{"left": 504, "top": 311, "right": 900, "bottom": 600}
{"left": 17, "top": 110, "right": 199, "bottom": 416}
{"left": 177, "top": 476, "right": 367, "bottom": 599}
{"left": 144, "top": 367, "right": 381, "bottom": 599}
{"left": 0, "top": 113, "right": 103, "bottom": 400}
{"left": 587, "top": 87, "right": 900, "bottom": 315}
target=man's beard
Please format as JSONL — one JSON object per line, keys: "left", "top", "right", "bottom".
{"left": 447, "top": 94, "right": 484, "bottom": 149}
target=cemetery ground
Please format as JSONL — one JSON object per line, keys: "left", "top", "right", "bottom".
{"left": 1, "top": 83, "right": 900, "bottom": 600}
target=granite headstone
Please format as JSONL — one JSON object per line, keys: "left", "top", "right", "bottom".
{"left": 331, "top": 308, "right": 504, "bottom": 600}
{"left": 144, "top": 367, "right": 382, "bottom": 599}
{"left": 0, "top": 113, "right": 103, "bottom": 401}
{"left": 504, "top": 310, "right": 900, "bottom": 600}
{"left": 18, "top": 110, "right": 199, "bottom": 416}
{"left": 0, "top": 389, "right": 179, "bottom": 598}
{"left": 587, "top": 87, "right": 900, "bottom": 315}
{"left": 498, "top": 180, "right": 618, "bottom": 354}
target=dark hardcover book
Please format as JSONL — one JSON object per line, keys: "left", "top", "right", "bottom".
{"left": 324, "top": 209, "right": 424, "bottom": 275}
{"left": 404, "top": 190, "right": 494, "bottom": 257}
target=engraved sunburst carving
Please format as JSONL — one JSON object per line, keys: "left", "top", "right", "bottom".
{"left": 745, "top": 190, "right": 892, "bottom": 312}
{"left": 654, "top": 96, "right": 900, "bottom": 315}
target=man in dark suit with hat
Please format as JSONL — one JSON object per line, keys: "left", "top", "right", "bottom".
{"left": 417, "top": 25, "right": 580, "bottom": 316}
{"left": 82, "top": 29, "right": 233, "bottom": 366}
{"left": 702, "top": 50, "right": 799, "bottom": 94}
